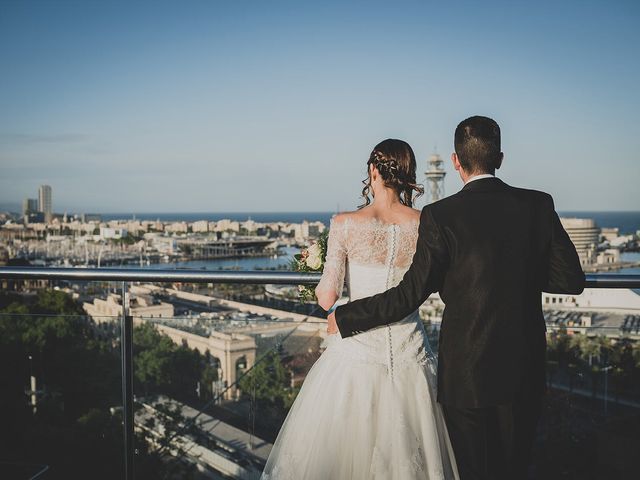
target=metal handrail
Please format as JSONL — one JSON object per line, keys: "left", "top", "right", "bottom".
{"left": 0, "top": 267, "right": 638, "bottom": 288}
{"left": 583, "top": 273, "right": 639, "bottom": 289}
{"left": 0, "top": 266, "right": 322, "bottom": 284}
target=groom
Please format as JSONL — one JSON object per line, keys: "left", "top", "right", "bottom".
{"left": 328, "top": 116, "right": 585, "bottom": 479}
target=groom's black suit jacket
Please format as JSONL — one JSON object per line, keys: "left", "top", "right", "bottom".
{"left": 335, "top": 177, "right": 585, "bottom": 408}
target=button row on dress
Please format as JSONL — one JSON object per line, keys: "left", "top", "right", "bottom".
{"left": 385, "top": 224, "right": 398, "bottom": 381}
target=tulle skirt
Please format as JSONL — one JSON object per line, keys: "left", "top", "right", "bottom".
{"left": 261, "top": 333, "right": 459, "bottom": 479}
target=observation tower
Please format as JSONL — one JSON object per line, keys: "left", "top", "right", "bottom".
{"left": 425, "top": 152, "right": 446, "bottom": 204}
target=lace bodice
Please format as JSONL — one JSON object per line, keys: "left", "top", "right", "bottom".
{"left": 315, "top": 213, "right": 433, "bottom": 373}
{"left": 315, "top": 215, "right": 420, "bottom": 299}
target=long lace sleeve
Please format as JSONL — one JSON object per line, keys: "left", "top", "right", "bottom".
{"left": 315, "top": 217, "right": 348, "bottom": 299}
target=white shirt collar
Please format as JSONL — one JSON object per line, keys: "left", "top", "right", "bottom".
{"left": 465, "top": 173, "right": 495, "bottom": 185}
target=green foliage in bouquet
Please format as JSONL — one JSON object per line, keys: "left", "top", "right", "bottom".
{"left": 290, "top": 230, "right": 329, "bottom": 302}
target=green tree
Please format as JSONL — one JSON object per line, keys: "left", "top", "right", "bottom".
{"left": 0, "top": 289, "right": 204, "bottom": 479}
{"left": 199, "top": 363, "right": 219, "bottom": 399}
{"left": 238, "top": 351, "right": 293, "bottom": 407}
{"left": 0, "top": 290, "right": 122, "bottom": 478}
{"left": 133, "top": 322, "right": 209, "bottom": 402}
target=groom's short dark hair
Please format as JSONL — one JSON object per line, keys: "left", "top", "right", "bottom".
{"left": 454, "top": 116, "right": 501, "bottom": 174}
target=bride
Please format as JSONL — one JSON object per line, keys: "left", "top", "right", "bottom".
{"left": 261, "top": 139, "right": 459, "bottom": 479}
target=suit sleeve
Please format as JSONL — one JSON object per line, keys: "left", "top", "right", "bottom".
{"left": 335, "top": 206, "right": 448, "bottom": 338}
{"left": 543, "top": 196, "right": 585, "bottom": 294}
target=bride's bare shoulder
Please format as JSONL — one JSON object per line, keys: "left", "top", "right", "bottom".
{"left": 404, "top": 206, "right": 421, "bottom": 222}
{"left": 331, "top": 209, "right": 366, "bottom": 225}
{"left": 390, "top": 205, "right": 421, "bottom": 225}
{"left": 333, "top": 206, "right": 420, "bottom": 225}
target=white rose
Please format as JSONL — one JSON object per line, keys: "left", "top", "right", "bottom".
{"left": 306, "top": 253, "right": 322, "bottom": 270}
{"left": 307, "top": 243, "right": 321, "bottom": 258}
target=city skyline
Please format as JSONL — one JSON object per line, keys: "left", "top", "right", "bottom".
{"left": 1, "top": 1, "right": 639, "bottom": 213}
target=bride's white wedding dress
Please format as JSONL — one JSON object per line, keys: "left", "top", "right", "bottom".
{"left": 261, "top": 216, "right": 459, "bottom": 479}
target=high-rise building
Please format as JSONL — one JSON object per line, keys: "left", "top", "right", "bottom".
{"left": 425, "top": 152, "right": 446, "bottom": 204}
{"left": 38, "top": 185, "right": 52, "bottom": 222}
{"left": 560, "top": 217, "right": 599, "bottom": 266}
{"left": 22, "top": 198, "right": 38, "bottom": 217}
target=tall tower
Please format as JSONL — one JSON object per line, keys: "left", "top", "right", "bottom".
{"left": 38, "top": 185, "right": 52, "bottom": 223}
{"left": 22, "top": 198, "right": 38, "bottom": 216}
{"left": 425, "top": 152, "right": 446, "bottom": 204}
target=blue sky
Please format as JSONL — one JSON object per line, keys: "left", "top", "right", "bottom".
{"left": 0, "top": 0, "right": 638, "bottom": 213}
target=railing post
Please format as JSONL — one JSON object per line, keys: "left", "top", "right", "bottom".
{"left": 603, "top": 365, "right": 611, "bottom": 417}
{"left": 121, "top": 281, "right": 135, "bottom": 480}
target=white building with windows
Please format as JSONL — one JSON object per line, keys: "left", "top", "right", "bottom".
{"left": 83, "top": 292, "right": 174, "bottom": 323}
{"left": 560, "top": 217, "right": 599, "bottom": 266}
{"left": 542, "top": 288, "right": 640, "bottom": 313}
{"left": 100, "top": 227, "right": 128, "bottom": 239}
{"left": 192, "top": 220, "right": 210, "bottom": 233}
{"left": 38, "top": 185, "right": 52, "bottom": 223}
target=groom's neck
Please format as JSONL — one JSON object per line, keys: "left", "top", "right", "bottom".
{"left": 461, "top": 169, "right": 495, "bottom": 184}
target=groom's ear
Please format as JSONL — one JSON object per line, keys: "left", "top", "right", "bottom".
{"left": 451, "top": 153, "right": 461, "bottom": 172}
{"left": 495, "top": 152, "right": 504, "bottom": 171}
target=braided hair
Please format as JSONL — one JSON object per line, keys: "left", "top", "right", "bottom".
{"left": 359, "top": 139, "right": 424, "bottom": 208}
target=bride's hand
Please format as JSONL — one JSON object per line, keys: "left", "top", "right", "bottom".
{"left": 327, "top": 311, "right": 338, "bottom": 335}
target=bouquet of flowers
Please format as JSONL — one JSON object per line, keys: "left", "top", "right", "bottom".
{"left": 290, "top": 230, "right": 329, "bottom": 302}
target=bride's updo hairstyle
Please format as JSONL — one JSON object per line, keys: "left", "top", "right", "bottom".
{"left": 360, "top": 139, "right": 424, "bottom": 208}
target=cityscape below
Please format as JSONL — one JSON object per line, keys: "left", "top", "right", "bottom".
{"left": 1, "top": 183, "right": 639, "bottom": 272}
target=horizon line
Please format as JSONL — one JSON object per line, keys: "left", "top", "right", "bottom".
{"left": 4, "top": 209, "right": 639, "bottom": 216}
